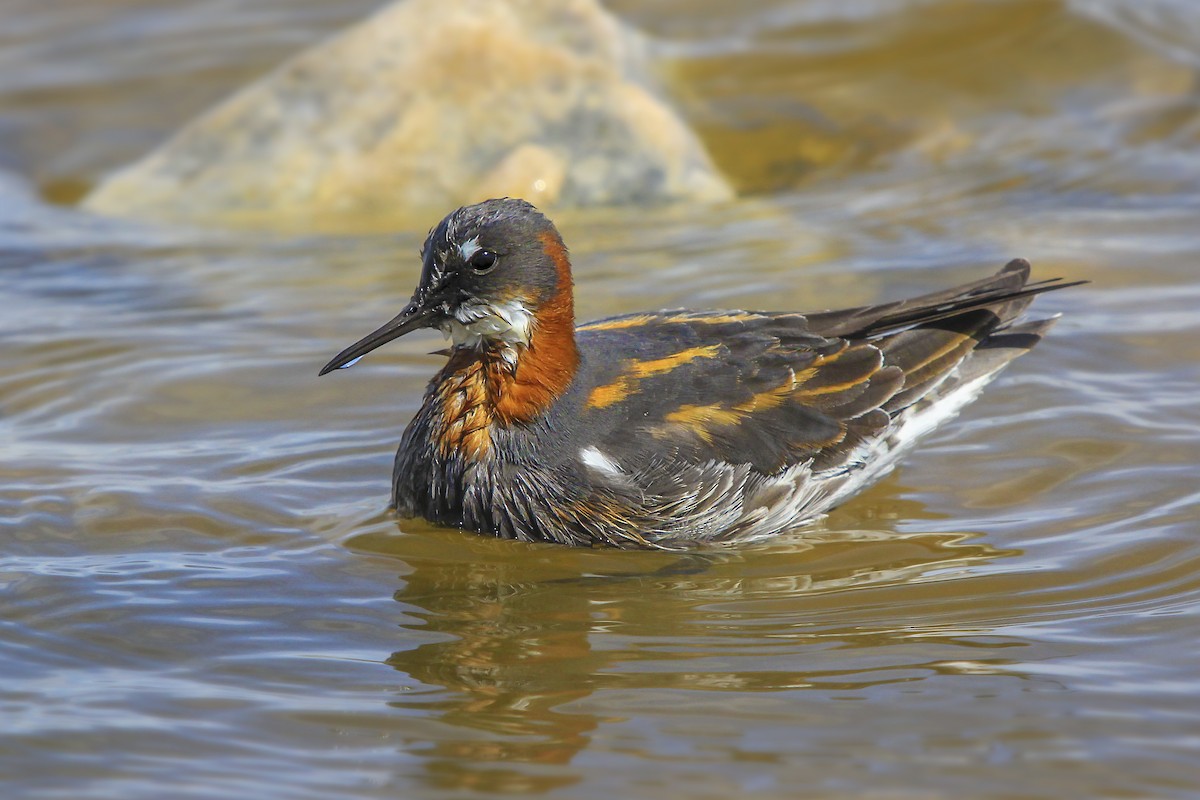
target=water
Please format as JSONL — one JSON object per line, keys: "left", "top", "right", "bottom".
{"left": 3, "top": 1, "right": 1200, "bottom": 798}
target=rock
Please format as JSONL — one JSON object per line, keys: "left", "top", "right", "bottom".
{"left": 83, "top": 0, "right": 733, "bottom": 229}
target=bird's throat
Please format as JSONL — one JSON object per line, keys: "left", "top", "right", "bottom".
{"left": 432, "top": 291, "right": 578, "bottom": 460}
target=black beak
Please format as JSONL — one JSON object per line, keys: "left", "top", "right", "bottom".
{"left": 318, "top": 302, "right": 441, "bottom": 376}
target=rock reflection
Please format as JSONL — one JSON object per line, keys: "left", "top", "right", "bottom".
{"left": 353, "top": 508, "right": 1026, "bottom": 794}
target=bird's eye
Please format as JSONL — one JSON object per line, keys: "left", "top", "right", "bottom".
{"left": 469, "top": 249, "right": 497, "bottom": 273}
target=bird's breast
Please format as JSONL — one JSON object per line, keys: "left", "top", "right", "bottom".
{"left": 427, "top": 355, "right": 495, "bottom": 461}
{"left": 421, "top": 338, "right": 575, "bottom": 462}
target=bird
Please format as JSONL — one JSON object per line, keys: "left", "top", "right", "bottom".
{"left": 320, "top": 198, "right": 1082, "bottom": 549}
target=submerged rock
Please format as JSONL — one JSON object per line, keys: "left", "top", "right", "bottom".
{"left": 83, "top": 0, "right": 732, "bottom": 229}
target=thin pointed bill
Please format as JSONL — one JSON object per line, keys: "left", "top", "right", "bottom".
{"left": 318, "top": 303, "right": 439, "bottom": 376}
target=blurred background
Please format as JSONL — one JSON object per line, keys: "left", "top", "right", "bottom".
{"left": 2, "top": 1, "right": 1199, "bottom": 798}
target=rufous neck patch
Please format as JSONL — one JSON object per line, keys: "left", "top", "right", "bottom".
{"left": 488, "top": 230, "right": 579, "bottom": 424}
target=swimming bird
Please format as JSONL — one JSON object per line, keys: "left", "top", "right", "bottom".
{"left": 320, "top": 198, "right": 1081, "bottom": 549}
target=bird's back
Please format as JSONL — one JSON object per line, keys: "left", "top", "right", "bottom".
{"left": 539, "top": 258, "right": 1066, "bottom": 546}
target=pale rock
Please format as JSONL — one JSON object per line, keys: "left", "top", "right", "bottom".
{"left": 83, "top": 0, "right": 733, "bottom": 229}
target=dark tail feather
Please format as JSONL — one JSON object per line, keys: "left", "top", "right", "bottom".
{"left": 807, "top": 259, "right": 1086, "bottom": 340}
{"left": 857, "top": 260, "right": 1084, "bottom": 338}
{"left": 882, "top": 313, "right": 1062, "bottom": 415}
{"left": 954, "top": 314, "right": 1061, "bottom": 386}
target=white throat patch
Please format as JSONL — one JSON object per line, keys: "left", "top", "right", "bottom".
{"left": 442, "top": 298, "right": 534, "bottom": 362}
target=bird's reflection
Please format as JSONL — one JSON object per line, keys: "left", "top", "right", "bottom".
{"left": 352, "top": 487, "right": 1028, "bottom": 794}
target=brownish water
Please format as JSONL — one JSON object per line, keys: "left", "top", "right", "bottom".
{"left": 3, "top": 1, "right": 1200, "bottom": 798}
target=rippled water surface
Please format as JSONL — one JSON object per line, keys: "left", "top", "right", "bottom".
{"left": 3, "top": 1, "right": 1200, "bottom": 798}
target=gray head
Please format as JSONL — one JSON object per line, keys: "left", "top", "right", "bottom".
{"left": 320, "top": 199, "right": 574, "bottom": 374}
